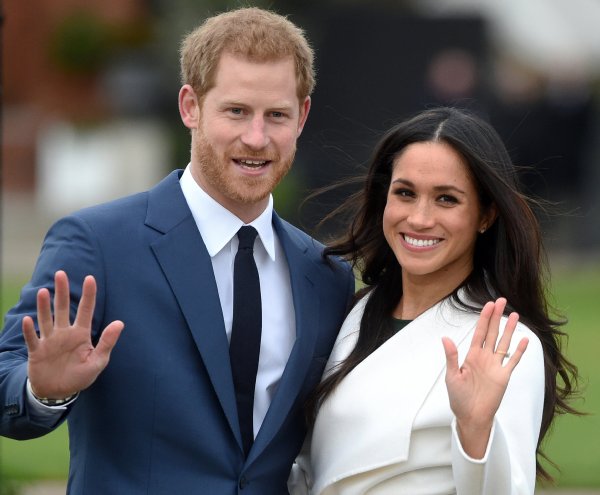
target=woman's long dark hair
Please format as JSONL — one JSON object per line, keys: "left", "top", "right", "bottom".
{"left": 309, "top": 107, "right": 579, "bottom": 481}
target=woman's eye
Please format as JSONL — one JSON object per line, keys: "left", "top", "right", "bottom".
{"left": 394, "top": 188, "right": 414, "bottom": 198}
{"left": 438, "top": 194, "right": 458, "bottom": 204}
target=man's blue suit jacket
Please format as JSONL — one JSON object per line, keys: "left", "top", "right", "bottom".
{"left": 0, "top": 170, "right": 355, "bottom": 494}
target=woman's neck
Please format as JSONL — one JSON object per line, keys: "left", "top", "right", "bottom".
{"left": 395, "top": 271, "right": 468, "bottom": 320}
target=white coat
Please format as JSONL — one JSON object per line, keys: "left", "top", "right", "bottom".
{"left": 289, "top": 294, "right": 545, "bottom": 494}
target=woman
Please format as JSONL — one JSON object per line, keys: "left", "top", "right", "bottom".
{"left": 289, "top": 107, "right": 578, "bottom": 494}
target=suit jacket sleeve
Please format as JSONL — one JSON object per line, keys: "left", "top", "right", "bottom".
{"left": 0, "top": 214, "right": 105, "bottom": 439}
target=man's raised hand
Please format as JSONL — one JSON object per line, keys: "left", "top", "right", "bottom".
{"left": 22, "top": 270, "right": 124, "bottom": 400}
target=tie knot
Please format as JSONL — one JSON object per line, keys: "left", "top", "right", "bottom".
{"left": 237, "top": 226, "right": 258, "bottom": 251}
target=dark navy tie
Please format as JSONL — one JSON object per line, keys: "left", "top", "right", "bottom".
{"left": 229, "top": 226, "right": 262, "bottom": 457}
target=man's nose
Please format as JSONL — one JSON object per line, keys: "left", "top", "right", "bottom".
{"left": 240, "top": 117, "right": 269, "bottom": 150}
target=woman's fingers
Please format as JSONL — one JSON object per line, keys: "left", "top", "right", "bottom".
{"left": 442, "top": 336, "right": 459, "bottom": 375}
{"left": 502, "top": 337, "right": 529, "bottom": 372}
{"left": 471, "top": 298, "right": 517, "bottom": 354}
{"left": 469, "top": 301, "right": 495, "bottom": 349}
{"left": 484, "top": 298, "right": 507, "bottom": 352}
{"left": 494, "top": 311, "right": 519, "bottom": 360}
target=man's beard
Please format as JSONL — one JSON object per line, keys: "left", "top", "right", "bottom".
{"left": 192, "top": 128, "right": 295, "bottom": 205}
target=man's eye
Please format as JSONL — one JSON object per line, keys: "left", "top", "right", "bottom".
{"left": 271, "top": 111, "right": 284, "bottom": 118}
{"left": 230, "top": 108, "right": 243, "bottom": 115}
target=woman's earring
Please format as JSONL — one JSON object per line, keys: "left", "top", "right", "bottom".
{"left": 479, "top": 227, "right": 486, "bottom": 234}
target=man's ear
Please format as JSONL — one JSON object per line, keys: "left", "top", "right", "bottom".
{"left": 179, "top": 84, "right": 200, "bottom": 129}
{"left": 296, "top": 96, "right": 311, "bottom": 137}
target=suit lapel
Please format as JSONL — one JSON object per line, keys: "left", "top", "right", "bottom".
{"left": 146, "top": 181, "right": 326, "bottom": 458}
{"left": 146, "top": 171, "right": 240, "bottom": 444}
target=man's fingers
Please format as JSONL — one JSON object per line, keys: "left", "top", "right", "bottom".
{"left": 74, "top": 276, "right": 97, "bottom": 329}
{"left": 36, "top": 288, "right": 53, "bottom": 338}
{"left": 94, "top": 321, "right": 125, "bottom": 363}
{"left": 53, "top": 271, "right": 71, "bottom": 328}
{"left": 22, "top": 316, "right": 39, "bottom": 352}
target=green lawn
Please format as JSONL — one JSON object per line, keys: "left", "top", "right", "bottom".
{"left": 1, "top": 262, "right": 599, "bottom": 487}
{"left": 538, "top": 261, "right": 600, "bottom": 487}
{"left": 0, "top": 277, "right": 71, "bottom": 484}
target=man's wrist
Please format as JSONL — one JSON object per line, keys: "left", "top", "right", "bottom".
{"left": 33, "top": 394, "right": 77, "bottom": 407}
{"left": 27, "top": 380, "right": 78, "bottom": 407}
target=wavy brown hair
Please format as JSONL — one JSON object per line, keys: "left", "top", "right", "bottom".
{"left": 180, "top": 7, "right": 314, "bottom": 101}
{"left": 309, "top": 107, "right": 579, "bottom": 481}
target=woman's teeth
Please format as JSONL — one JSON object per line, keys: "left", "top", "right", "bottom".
{"left": 403, "top": 235, "right": 440, "bottom": 247}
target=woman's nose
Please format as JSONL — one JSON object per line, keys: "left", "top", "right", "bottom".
{"left": 407, "top": 201, "right": 435, "bottom": 229}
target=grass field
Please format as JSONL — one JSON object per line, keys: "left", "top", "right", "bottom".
{"left": 539, "top": 260, "right": 600, "bottom": 487}
{"left": 1, "top": 260, "right": 599, "bottom": 488}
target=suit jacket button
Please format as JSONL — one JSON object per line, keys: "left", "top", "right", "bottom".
{"left": 238, "top": 476, "right": 248, "bottom": 489}
{"left": 4, "top": 404, "right": 19, "bottom": 415}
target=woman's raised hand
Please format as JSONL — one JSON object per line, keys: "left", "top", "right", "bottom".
{"left": 441, "top": 298, "right": 528, "bottom": 458}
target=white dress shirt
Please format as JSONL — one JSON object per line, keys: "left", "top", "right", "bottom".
{"left": 180, "top": 166, "right": 296, "bottom": 437}
{"left": 27, "top": 166, "right": 297, "bottom": 439}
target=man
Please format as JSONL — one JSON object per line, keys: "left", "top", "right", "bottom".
{"left": 0, "top": 8, "right": 354, "bottom": 494}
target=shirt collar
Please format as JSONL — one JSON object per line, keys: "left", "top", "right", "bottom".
{"left": 180, "top": 166, "right": 276, "bottom": 260}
